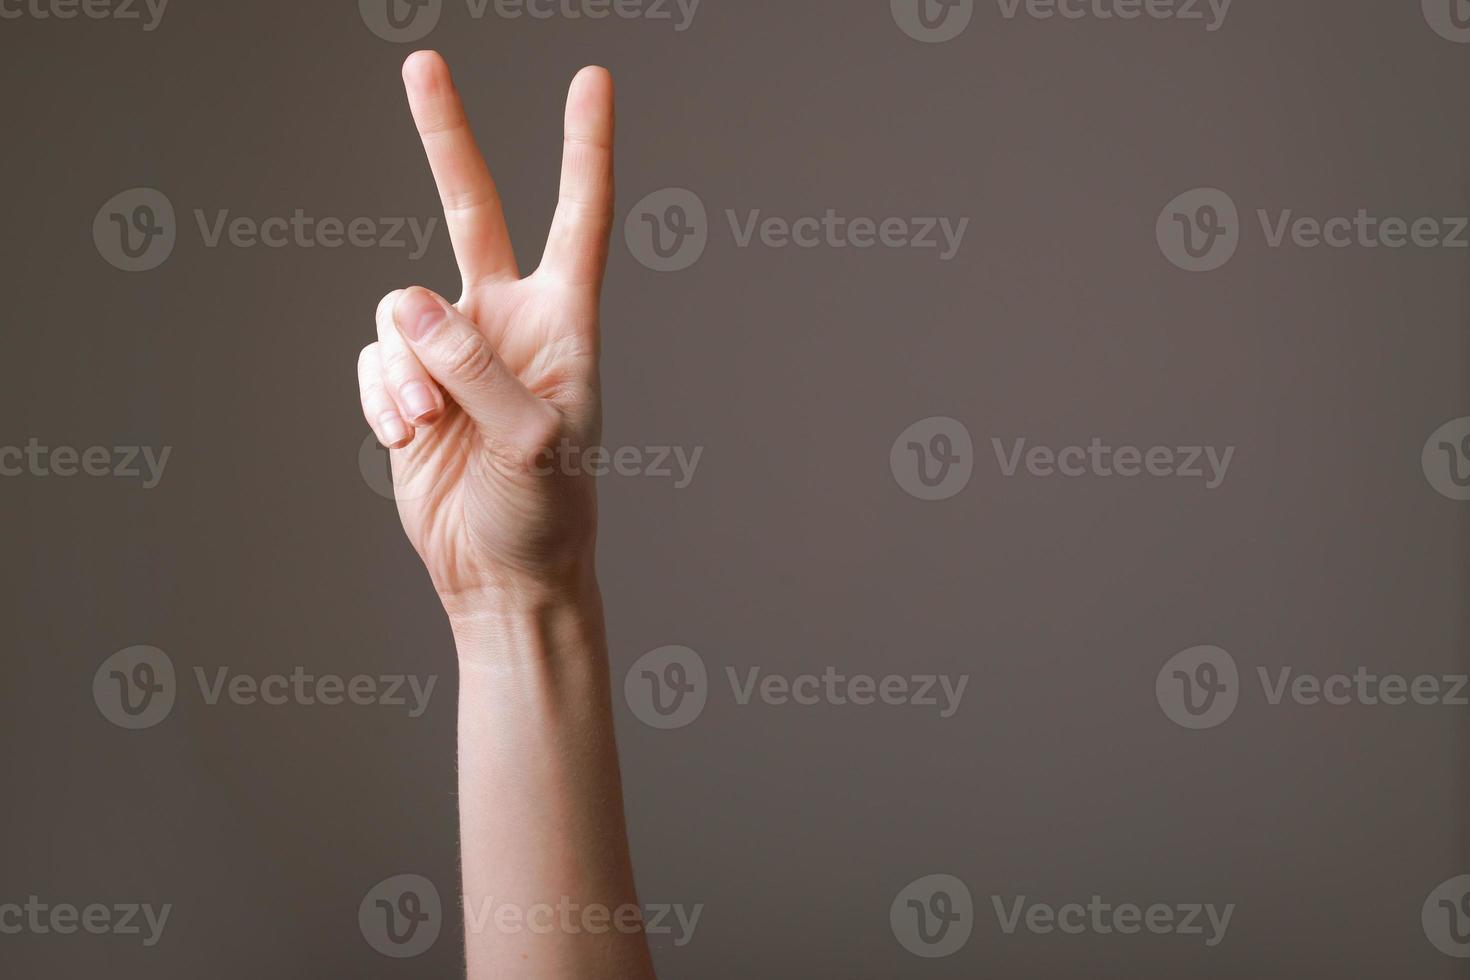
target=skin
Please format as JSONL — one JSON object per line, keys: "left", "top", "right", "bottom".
{"left": 356, "top": 51, "right": 656, "bottom": 979}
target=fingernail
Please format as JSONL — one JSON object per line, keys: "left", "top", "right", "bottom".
{"left": 379, "top": 412, "right": 411, "bottom": 448}
{"left": 396, "top": 289, "right": 445, "bottom": 342}
{"left": 401, "top": 382, "right": 439, "bottom": 423}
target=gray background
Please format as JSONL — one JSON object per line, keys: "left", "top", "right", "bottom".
{"left": 3, "top": 0, "right": 1469, "bottom": 976}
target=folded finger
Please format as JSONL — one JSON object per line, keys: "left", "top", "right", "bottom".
{"left": 391, "top": 286, "right": 552, "bottom": 441}
{"left": 375, "top": 289, "right": 444, "bottom": 426}
{"left": 357, "top": 343, "right": 413, "bottom": 449}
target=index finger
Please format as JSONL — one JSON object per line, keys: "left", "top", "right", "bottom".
{"left": 402, "top": 51, "right": 519, "bottom": 287}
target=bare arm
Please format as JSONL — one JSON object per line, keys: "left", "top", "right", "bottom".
{"left": 355, "top": 51, "right": 655, "bottom": 979}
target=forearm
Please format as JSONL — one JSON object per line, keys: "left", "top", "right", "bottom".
{"left": 361, "top": 50, "right": 639, "bottom": 978}
{"left": 452, "top": 585, "right": 655, "bottom": 980}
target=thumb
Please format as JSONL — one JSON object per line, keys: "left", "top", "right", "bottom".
{"left": 392, "top": 287, "right": 548, "bottom": 438}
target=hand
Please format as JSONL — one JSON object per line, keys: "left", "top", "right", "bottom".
{"left": 356, "top": 52, "right": 615, "bottom": 616}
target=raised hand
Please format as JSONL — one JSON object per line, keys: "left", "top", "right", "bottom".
{"left": 357, "top": 54, "right": 652, "bottom": 979}
{"left": 357, "top": 51, "right": 615, "bottom": 615}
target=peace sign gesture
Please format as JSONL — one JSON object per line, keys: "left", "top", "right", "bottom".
{"left": 357, "top": 52, "right": 615, "bottom": 615}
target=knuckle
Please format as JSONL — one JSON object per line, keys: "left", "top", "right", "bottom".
{"left": 438, "top": 328, "right": 496, "bottom": 386}
{"left": 515, "top": 404, "right": 565, "bottom": 456}
{"left": 440, "top": 186, "right": 499, "bottom": 216}
{"left": 417, "top": 112, "right": 467, "bottom": 141}
{"left": 357, "top": 343, "right": 380, "bottom": 376}
{"left": 481, "top": 407, "right": 565, "bottom": 478}
{"left": 564, "top": 131, "right": 613, "bottom": 155}
{"left": 359, "top": 378, "right": 386, "bottom": 406}
{"left": 378, "top": 345, "right": 418, "bottom": 383}
{"left": 376, "top": 291, "right": 399, "bottom": 323}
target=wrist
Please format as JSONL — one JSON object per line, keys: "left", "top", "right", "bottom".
{"left": 444, "top": 573, "right": 606, "bottom": 669}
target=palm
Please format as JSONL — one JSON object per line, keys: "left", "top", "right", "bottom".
{"left": 357, "top": 53, "right": 614, "bottom": 604}
{"left": 395, "top": 283, "right": 599, "bottom": 591}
